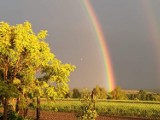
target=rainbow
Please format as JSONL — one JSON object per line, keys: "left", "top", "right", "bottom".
{"left": 141, "top": 0, "right": 160, "bottom": 84}
{"left": 141, "top": 0, "right": 159, "bottom": 57}
{"left": 82, "top": 0, "right": 116, "bottom": 91}
{"left": 141, "top": 0, "right": 160, "bottom": 80}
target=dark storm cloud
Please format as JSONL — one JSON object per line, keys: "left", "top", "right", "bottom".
{"left": 0, "top": 0, "right": 159, "bottom": 90}
{"left": 91, "top": 0, "right": 160, "bottom": 89}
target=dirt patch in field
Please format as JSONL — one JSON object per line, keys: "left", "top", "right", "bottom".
{"left": 24, "top": 110, "right": 151, "bottom": 120}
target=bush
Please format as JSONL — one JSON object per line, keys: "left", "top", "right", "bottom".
{"left": 0, "top": 108, "right": 26, "bottom": 120}
{"left": 7, "top": 110, "right": 23, "bottom": 120}
{"left": 76, "top": 99, "right": 98, "bottom": 120}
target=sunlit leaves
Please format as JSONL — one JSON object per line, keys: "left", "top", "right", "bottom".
{"left": 0, "top": 21, "right": 55, "bottom": 101}
{"left": 37, "top": 30, "right": 48, "bottom": 40}
{"left": 0, "top": 81, "right": 19, "bottom": 98}
{"left": 13, "top": 78, "right": 21, "bottom": 85}
{"left": 40, "top": 58, "right": 76, "bottom": 98}
{"left": 0, "top": 21, "right": 53, "bottom": 70}
{"left": 45, "top": 86, "right": 58, "bottom": 98}
{"left": 0, "top": 21, "right": 76, "bottom": 112}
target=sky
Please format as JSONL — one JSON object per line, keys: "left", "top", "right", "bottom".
{"left": 0, "top": 0, "right": 160, "bottom": 91}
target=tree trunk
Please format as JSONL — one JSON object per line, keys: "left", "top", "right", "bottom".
{"left": 3, "top": 60, "right": 9, "bottom": 120}
{"left": 23, "top": 98, "right": 28, "bottom": 118}
{"left": 3, "top": 98, "right": 8, "bottom": 120}
{"left": 23, "top": 108, "right": 28, "bottom": 118}
{"left": 36, "top": 97, "right": 40, "bottom": 120}
{"left": 16, "top": 98, "right": 20, "bottom": 113}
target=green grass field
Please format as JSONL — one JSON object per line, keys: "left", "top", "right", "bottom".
{"left": 39, "top": 99, "right": 160, "bottom": 119}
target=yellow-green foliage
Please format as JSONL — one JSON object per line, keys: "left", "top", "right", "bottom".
{"left": 0, "top": 21, "right": 53, "bottom": 69}
{"left": 41, "top": 58, "right": 76, "bottom": 98}
{"left": 0, "top": 21, "right": 53, "bottom": 90}
{"left": 0, "top": 21, "right": 76, "bottom": 119}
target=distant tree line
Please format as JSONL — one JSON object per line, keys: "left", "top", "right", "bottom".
{"left": 65, "top": 86, "right": 160, "bottom": 101}
{"left": 127, "top": 89, "right": 160, "bottom": 101}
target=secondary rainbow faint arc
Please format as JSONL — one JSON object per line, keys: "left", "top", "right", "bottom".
{"left": 83, "top": 0, "right": 116, "bottom": 91}
{"left": 141, "top": 0, "right": 160, "bottom": 83}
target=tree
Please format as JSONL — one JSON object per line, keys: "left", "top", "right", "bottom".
{"left": 80, "top": 88, "right": 91, "bottom": 99}
{"left": 111, "top": 87, "right": 128, "bottom": 100}
{"left": 127, "top": 94, "right": 136, "bottom": 100}
{"left": 0, "top": 21, "right": 75, "bottom": 120}
{"left": 137, "top": 90, "right": 147, "bottom": 100}
{"left": 0, "top": 21, "right": 51, "bottom": 119}
{"left": 65, "top": 90, "right": 73, "bottom": 98}
{"left": 92, "top": 86, "right": 107, "bottom": 99}
{"left": 36, "top": 57, "right": 75, "bottom": 120}
{"left": 72, "top": 88, "right": 81, "bottom": 98}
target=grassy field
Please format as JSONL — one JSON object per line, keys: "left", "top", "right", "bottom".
{"left": 1, "top": 99, "right": 159, "bottom": 119}
{"left": 39, "top": 99, "right": 160, "bottom": 119}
